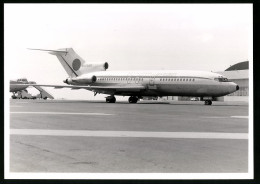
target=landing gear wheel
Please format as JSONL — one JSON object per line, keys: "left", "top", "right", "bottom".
{"left": 106, "top": 96, "right": 116, "bottom": 103}
{"left": 204, "top": 100, "right": 212, "bottom": 105}
{"left": 128, "top": 96, "right": 138, "bottom": 103}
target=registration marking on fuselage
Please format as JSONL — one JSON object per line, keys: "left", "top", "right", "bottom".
{"left": 10, "top": 112, "right": 114, "bottom": 116}
{"left": 10, "top": 129, "right": 248, "bottom": 140}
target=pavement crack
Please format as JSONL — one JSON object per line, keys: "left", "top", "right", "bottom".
{"left": 15, "top": 141, "right": 76, "bottom": 161}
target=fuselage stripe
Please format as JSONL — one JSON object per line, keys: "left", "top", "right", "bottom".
{"left": 60, "top": 55, "right": 78, "bottom": 77}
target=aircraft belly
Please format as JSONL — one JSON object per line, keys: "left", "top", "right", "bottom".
{"left": 157, "top": 84, "right": 228, "bottom": 97}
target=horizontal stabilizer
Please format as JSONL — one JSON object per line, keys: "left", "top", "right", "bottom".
{"left": 27, "top": 48, "right": 68, "bottom": 53}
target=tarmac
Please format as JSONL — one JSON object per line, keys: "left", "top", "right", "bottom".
{"left": 9, "top": 99, "right": 249, "bottom": 175}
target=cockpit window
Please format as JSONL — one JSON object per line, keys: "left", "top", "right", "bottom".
{"left": 214, "top": 77, "right": 230, "bottom": 82}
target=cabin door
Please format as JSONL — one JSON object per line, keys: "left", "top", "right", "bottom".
{"left": 149, "top": 77, "right": 155, "bottom": 86}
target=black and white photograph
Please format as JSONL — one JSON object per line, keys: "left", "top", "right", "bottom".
{"left": 5, "top": 3, "right": 253, "bottom": 179}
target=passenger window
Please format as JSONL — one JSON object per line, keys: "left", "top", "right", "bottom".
{"left": 193, "top": 79, "right": 195, "bottom": 81}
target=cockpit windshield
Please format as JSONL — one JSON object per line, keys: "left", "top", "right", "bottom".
{"left": 214, "top": 77, "right": 230, "bottom": 82}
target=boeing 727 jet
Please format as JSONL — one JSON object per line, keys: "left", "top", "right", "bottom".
{"left": 26, "top": 48, "right": 239, "bottom": 105}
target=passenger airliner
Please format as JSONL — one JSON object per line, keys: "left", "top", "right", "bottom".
{"left": 26, "top": 48, "right": 239, "bottom": 105}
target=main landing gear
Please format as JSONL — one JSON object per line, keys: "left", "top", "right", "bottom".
{"left": 128, "top": 96, "right": 139, "bottom": 103}
{"left": 204, "top": 100, "right": 212, "bottom": 105}
{"left": 105, "top": 96, "right": 116, "bottom": 103}
{"left": 105, "top": 96, "right": 139, "bottom": 103}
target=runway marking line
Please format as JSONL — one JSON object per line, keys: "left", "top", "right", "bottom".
{"left": 203, "top": 116, "right": 248, "bottom": 119}
{"left": 10, "top": 112, "right": 114, "bottom": 116}
{"left": 231, "top": 116, "right": 248, "bottom": 119}
{"left": 10, "top": 129, "right": 248, "bottom": 140}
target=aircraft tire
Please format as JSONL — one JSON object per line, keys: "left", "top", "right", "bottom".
{"left": 111, "top": 97, "right": 116, "bottom": 103}
{"left": 204, "top": 100, "right": 212, "bottom": 105}
{"left": 106, "top": 96, "right": 116, "bottom": 103}
{"left": 129, "top": 96, "right": 138, "bottom": 103}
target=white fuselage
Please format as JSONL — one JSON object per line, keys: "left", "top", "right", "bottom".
{"left": 72, "top": 70, "right": 238, "bottom": 97}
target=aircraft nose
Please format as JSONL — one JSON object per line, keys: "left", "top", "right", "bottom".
{"left": 236, "top": 85, "right": 239, "bottom": 91}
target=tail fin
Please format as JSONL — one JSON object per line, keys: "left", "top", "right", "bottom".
{"left": 29, "top": 48, "right": 109, "bottom": 77}
{"left": 28, "top": 48, "right": 86, "bottom": 77}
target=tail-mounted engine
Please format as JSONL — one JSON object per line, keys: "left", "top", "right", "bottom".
{"left": 81, "top": 62, "right": 109, "bottom": 73}
{"left": 63, "top": 78, "right": 73, "bottom": 84}
{"left": 64, "top": 75, "right": 97, "bottom": 85}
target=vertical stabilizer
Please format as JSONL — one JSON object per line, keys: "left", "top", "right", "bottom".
{"left": 28, "top": 48, "right": 109, "bottom": 77}
{"left": 48, "top": 48, "right": 86, "bottom": 77}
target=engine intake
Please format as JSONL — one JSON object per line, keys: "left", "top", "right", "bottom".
{"left": 104, "top": 62, "right": 109, "bottom": 70}
{"left": 63, "top": 78, "right": 73, "bottom": 84}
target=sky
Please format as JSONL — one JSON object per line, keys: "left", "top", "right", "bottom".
{"left": 5, "top": 4, "right": 252, "bottom": 100}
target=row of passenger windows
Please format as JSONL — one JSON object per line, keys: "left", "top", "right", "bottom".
{"left": 97, "top": 78, "right": 144, "bottom": 81}
{"left": 97, "top": 77, "right": 195, "bottom": 82}
{"left": 160, "top": 78, "right": 195, "bottom": 82}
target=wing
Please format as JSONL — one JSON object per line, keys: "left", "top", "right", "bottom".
{"left": 10, "top": 84, "right": 146, "bottom": 92}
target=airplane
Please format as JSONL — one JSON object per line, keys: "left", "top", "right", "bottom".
{"left": 25, "top": 48, "right": 239, "bottom": 105}
{"left": 10, "top": 78, "right": 54, "bottom": 99}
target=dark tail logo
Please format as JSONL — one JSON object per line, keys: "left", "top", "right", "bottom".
{"left": 72, "top": 59, "right": 81, "bottom": 71}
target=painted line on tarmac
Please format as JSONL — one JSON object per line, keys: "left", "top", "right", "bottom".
{"left": 202, "top": 116, "right": 229, "bottom": 119}
{"left": 10, "top": 129, "right": 248, "bottom": 140}
{"left": 10, "top": 112, "right": 114, "bottom": 116}
{"left": 202, "top": 116, "right": 248, "bottom": 119}
{"left": 10, "top": 106, "right": 23, "bottom": 107}
{"left": 231, "top": 116, "right": 248, "bottom": 119}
